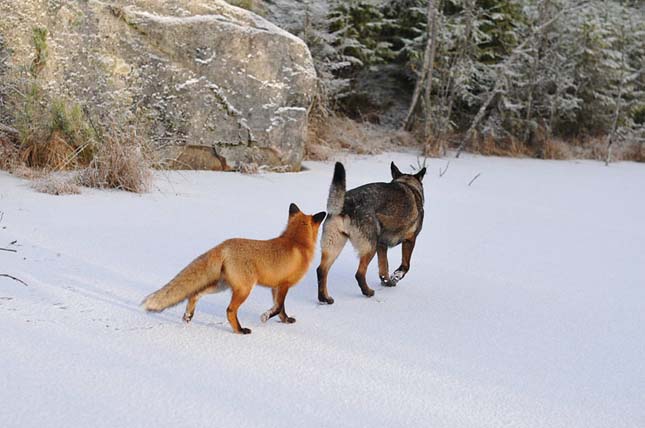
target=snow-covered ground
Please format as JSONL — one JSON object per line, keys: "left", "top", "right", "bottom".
{"left": 1, "top": 153, "right": 644, "bottom": 428}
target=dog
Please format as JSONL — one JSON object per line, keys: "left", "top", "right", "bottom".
{"left": 316, "top": 161, "right": 425, "bottom": 303}
{"left": 143, "top": 203, "right": 326, "bottom": 334}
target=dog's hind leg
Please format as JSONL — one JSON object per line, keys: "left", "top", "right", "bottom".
{"left": 355, "top": 247, "right": 377, "bottom": 297}
{"left": 391, "top": 237, "right": 416, "bottom": 285}
{"left": 316, "top": 216, "right": 348, "bottom": 304}
{"left": 377, "top": 243, "right": 394, "bottom": 287}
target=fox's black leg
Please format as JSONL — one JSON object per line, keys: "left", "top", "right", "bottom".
{"left": 391, "top": 238, "right": 416, "bottom": 285}
{"left": 377, "top": 243, "right": 393, "bottom": 287}
{"left": 261, "top": 287, "right": 294, "bottom": 323}
{"left": 355, "top": 249, "right": 376, "bottom": 297}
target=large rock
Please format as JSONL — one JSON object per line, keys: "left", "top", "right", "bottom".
{"left": 0, "top": 0, "right": 317, "bottom": 170}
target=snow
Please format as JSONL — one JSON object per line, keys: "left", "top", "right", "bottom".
{"left": 1, "top": 153, "right": 644, "bottom": 427}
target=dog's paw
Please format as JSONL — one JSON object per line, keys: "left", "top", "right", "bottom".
{"left": 380, "top": 275, "right": 395, "bottom": 287}
{"left": 318, "top": 294, "right": 335, "bottom": 305}
{"left": 390, "top": 270, "right": 405, "bottom": 285}
{"left": 260, "top": 311, "right": 271, "bottom": 323}
{"left": 362, "top": 287, "right": 375, "bottom": 297}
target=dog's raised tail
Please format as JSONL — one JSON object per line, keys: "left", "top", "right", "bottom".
{"left": 326, "top": 162, "right": 346, "bottom": 215}
{"left": 142, "top": 250, "right": 222, "bottom": 312}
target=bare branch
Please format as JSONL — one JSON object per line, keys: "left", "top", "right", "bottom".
{"left": 0, "top": 123, "right": 19, "bottom": 135}
{"left": 439, "top": 161, "right": 450, "bottom": 177}
{"left": 468, "top": 173, "right": 481, "bottom": 186}
{"left": 403, "top": 0, "right": 438, "bottom": 132}
{"left": 0, "top": 274, "right": 29, "bottom": 286}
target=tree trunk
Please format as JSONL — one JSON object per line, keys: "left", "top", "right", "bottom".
{"left": 606, "top": 27, "right": 627, "bottom": 166}
{"left": 422, "top": 0, "right": 439, "bottom": 139}
{"left": 403, "top": 0, "right": 438, "bottom": 133}
{"left": 523, "top": 1, "right": 551, "bottom": 145}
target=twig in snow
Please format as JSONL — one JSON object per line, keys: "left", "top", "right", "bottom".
{"left": 410, "top": 156, "right": 428, "bottom": 172}
{"left": 468, "top": 173, "right": 481, "bottom": 186}
{"left": 439, "top": 161, "right": 450, "bottom": 177}
{"left": 0, "top": 274, "right": 29, "bottom": 286}
{"left": 0, "top": 248, "right": 17, "bottom": 253}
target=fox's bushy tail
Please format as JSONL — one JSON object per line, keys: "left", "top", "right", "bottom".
{"left": 142, "top": 250, "right": 222, "bottom": 312}
{"left": 326, "top": 162, "right": 346, "bottom": 215}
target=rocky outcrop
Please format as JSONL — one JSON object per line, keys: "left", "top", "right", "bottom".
{"left": 0, "top": 0, "right": 317, "bottom": 170}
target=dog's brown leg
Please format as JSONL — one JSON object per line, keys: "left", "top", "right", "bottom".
{"left": 355, "top": 249, "right": 376, "bottom": 297}
{"left": 377, "top": 243, "right": 393, "bottom": 287}
{"left": 317, "top": 219, "right": 348, "bottom": 304}
{"left": 391, "top": 238, "right": 416, "bottom": 285}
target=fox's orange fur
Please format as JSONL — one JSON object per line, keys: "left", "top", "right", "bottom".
{"left": 142, "top": 204, "right": 326, "bottom": 334}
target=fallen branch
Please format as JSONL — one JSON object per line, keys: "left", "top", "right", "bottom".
{"left": 0, "top": 123, "right": 19, "bottom": 135}
{"left": 439, "top": 161, "right": 450, "bottom": 177}
{"left": 468, "top": 173, "right": 481, "bottom": 186}
{"left": 0, "top": 274, "right": 29, "bottom": 286}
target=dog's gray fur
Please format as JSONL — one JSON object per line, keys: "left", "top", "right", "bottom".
{"left": 316, "top": 161, "right": 426, "bottom": 303}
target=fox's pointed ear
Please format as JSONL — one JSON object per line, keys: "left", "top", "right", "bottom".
{"left": 312, "top": 211, "right": 326, "bottom": 224}
{"left": 391, "top": 161, "right": 402, "bottom": 179}
{"left": 415, "top": 167, "right": 426, "bottom": 181}
{"left": 289, "top": 203, "right": 301, "bottom": 217}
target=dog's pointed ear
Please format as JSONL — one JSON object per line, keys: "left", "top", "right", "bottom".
{"left": 289, "top": 203, "right": 301, "bottom": 217}
{"left": 312, "top": 211, "right": 326, "bottom": 224}
{"left": 391, "top": 162, "right": 402, "bottom": 179}
{"left": 415, "top": 167, "right": 426, "bottom": 181}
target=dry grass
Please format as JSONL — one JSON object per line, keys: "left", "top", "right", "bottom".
{"left": 541, "top": 139, "right": 568, "bottom": 160}
{"left": 31, "top": 172, "right": 81, "bottom": 195}
{"left": 10, "top": 165, "right": 47, "bottom": 180}
{"left": 77, "top": 126, "right": 152, "bottom": 193}
{"left": 0, "top": 135, "right": 19, "bottom": 170}
{"left": 306, "top": 115, "right": 418, "bottom": 161}
{"left": 236, "top": 161, "right": 290, "bottom": 174}
{"left": 470, "top": 133, "right": 531, "bottom": 157}
{"left": 423, "top": 133, "right": 457, "bottom": 158}
{"left": 20, "top": 130, "right": 79, "bottom": 170}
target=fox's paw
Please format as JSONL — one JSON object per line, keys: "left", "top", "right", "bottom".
{"left": 238, "top": 327, "right": 252, "bottom": 335}
{"left": 283, "top": 316, "right": 296, "bottom": 324}
{"left": 182, "top": 313, "right": 193, "bottom": 323}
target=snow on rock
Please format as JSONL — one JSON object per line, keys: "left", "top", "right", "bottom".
{"left": 0, "top": 0, "right": 317, "bottom": 171}
{"left": 1, "top": 153, "right": 644, "bottom": 427}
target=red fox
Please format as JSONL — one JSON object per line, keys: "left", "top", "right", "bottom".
{"left": 142, "top": 203, "right": 326, "bottom": 334}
